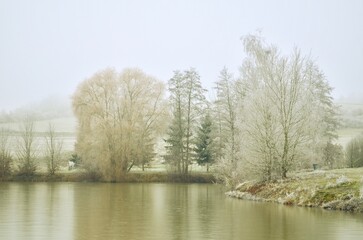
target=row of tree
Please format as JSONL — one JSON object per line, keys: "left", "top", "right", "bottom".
{"left": 70, "top": 34, "right": 342, "bottom": 182}
{"left": 0, "top": 119, "right": 64, "bottom": 177}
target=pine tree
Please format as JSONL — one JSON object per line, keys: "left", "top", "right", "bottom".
{"left": 195, "top": 113, "right": 214, "bottom": 172}
{"left": 164, "top": 68, "right": 206, "bottom": 174}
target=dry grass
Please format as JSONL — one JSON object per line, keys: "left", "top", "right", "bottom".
{"left": 228, "top": 168, "right": 363, "bottom": 212}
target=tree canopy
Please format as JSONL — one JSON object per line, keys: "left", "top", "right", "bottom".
{"left": 237, "top": 34, "right": 339, "bottom": 179}
{"left": 72, "top": 68, "right": 166, "bottom": 180}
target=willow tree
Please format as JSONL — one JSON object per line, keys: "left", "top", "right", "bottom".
{"left": 72, "top": 68, "right": 166, "bottom": 180}
{"left": 239, "top": 34, "right": 338, "bottom": 179}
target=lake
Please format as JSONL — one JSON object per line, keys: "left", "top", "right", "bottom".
{"left": 0, "top": 183, "right": 362, "bottom": 240}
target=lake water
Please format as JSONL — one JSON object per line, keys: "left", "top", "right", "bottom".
{"left": 0, "top": 183, "right": 362, "bottom": 240}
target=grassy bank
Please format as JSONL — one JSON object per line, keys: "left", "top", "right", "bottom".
{"left": 0, "top": 171, "right": 216, "bottom": 183}
{"left": 226, "top": 168, "right": 363, "bottom": 213}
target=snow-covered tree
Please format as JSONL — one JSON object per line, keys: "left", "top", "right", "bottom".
{"left": 238, "top": 34, "right": 339, "bottom": 179}
{"left": 214, "top": 67, "right": 239, "bottom": 163}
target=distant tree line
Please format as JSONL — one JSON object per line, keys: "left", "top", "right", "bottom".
{"left": 0, "top": 117, "right": 66, "bottom": 178}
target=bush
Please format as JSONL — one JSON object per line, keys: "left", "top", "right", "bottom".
{"left": 17, "top": 161, "right": 37, "bottom": 177}
{"left": 0, "top": 152, "right": 12, "bottom": 177}
{"left": 323, "top": 141, "right": 344, "bottom": 169}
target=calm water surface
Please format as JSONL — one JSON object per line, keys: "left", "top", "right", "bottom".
{"left": 0, "top": 182, "right": 362, "bottom": 240}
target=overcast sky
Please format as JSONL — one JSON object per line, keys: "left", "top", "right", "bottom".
{"left": 0, "top": 0, "right": 362, "bottom": 111}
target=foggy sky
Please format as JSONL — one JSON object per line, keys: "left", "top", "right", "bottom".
{"left": 0, "top": 0, "right": 362, "bottom": 111}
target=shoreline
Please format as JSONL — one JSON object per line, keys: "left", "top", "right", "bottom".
{"left": 226, "top": 168, "right": 363, "bottom": 213}
{"left": 0, "top": 171, "right": 216, "bottom": 184}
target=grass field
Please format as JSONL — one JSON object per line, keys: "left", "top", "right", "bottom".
{"left": 336, "top": 127, "right": 363, "bottom": 148}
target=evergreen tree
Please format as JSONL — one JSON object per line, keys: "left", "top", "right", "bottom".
{"left": 195, "top": 113, "right": 214, "bottom": 172}
{"left": 164, "top": 71, "right": 186, "bottom": 173}
{"left": 164, "top": 68, "right": 206, "bottom": 174}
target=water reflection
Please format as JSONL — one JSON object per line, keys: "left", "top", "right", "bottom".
{"left": 0, "top": 183, "right": 362, "bottom": 240}
{"left": 0, "top": 183, "right": 74, "bottom": 240}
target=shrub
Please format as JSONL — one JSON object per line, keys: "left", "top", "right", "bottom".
{"left": 0, "top": 151, "right": 12, "bottom": 177}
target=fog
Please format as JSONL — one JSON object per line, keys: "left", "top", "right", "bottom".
{"left": 1, "top": 0, "right": 363, "bottom": 111}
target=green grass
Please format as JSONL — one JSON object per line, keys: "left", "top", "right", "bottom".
{"left": 310, "top": 181, "right": 360, "bottom": 205}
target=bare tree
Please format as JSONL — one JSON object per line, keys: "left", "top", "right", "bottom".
{"left": 44, "top": 123, "right": 63, "bottom": 175}
{"left": 0, "top": 128, "right": 12, "bottom": 177}
{"left": 17, "top": 117, "right": 38, "bottom": 176}
{"left": 73, "top": 68, "right": 166, "bottom": 180}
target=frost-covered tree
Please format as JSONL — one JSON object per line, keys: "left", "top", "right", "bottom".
{"left": 214, "top": 67, "right": 239, "bottom": 163}
{"left": 238, "top": 34, "right": 338, "bottom": 179}
{"left": 164, "top": 68, "right": 207, "bottom": 174}
{"left": 72, "top": 68, "right": 166, "bottom": 180}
